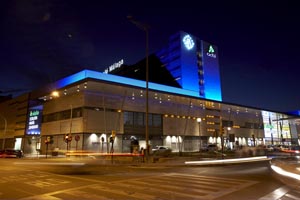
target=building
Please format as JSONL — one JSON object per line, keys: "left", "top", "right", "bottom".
{"left": 0, "top": 32, "right": 300, "bottom": 156}
{"left": 107, "top": 31, "right": 222, "bottom": 102}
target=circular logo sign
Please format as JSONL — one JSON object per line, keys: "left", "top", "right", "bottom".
{"left": 182, "top": 34, "right": 195, "bottom": 50}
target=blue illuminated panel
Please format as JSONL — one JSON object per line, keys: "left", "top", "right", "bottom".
{"left": 26, "top": 105, "right": 43, "bottom": 135}
{"left": 201, "top": 41, "right": 222, "bottom": 101}
{"left": 180, "top": 33, "right": 200, "bottom": 93}
{"left": 156, "top": 31, "right": 222, "bottom": 102}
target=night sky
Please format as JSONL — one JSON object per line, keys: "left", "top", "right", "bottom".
{"left": 1, "top": 0, "right": 299, "bottom": 113}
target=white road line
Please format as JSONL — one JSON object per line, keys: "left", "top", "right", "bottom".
{"left": 18, "top": 173, "right": 258, "bottom": 200}
{"left": 14, "top": 162, "right": 85, "bottom": 166}
{"left": 258, "top": 185, "right": 290, "bottom": 200}
{"left": 285, "top": 193, "right": 300, "bottom": 200}
{"left": 185, "top": 156, "right": 270, "bottom": 165}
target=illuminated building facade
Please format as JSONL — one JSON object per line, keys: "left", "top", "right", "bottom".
{"left": 156, "top": 31, "right": 222, "bottom": 101}
{"left": 109, "top": 31, "right": 222, "bottom": 102}
{"left": 0, "top": 31, "right": 299, "bottom": 155}
{"left": 0, "top": 69, "right": 299, "bottom": 155}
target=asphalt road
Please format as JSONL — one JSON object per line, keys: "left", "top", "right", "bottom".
{"left": 0, "top": 157, "right": 299, "bottom": 199}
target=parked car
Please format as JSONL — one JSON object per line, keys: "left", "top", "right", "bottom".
{"left": 152, "top": 146, "right": 172, "bottom": 156}
{"left": 0, "top": 149, "right": 24, "bottom": 158}
{"left": 201, "top": 144, "right": 218, "bottom": 152}
{"left": 265, "top": 145, "right": 274, "bottom": 152}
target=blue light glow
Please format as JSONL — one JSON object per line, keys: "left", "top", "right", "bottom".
{"left": 201, "top": 41, "right": 222, "bottom": 101}
{"left": 54, "top": 69, "right": 200, "bottom": 98}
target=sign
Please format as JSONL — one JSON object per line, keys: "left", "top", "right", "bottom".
{"left": 182, "top": 34, "right": 195, "bottom": 50}
{"left": 26, "top": 105, "right": 43, "bottom": 135}
{"left": 206, "top": 45, "right": 217, "bottom": 58}
{"left": 103, "top": 59, "right": 124, "bottom": 74}
{"left": 75, "top": 135, "right": 80, "bottom": 141}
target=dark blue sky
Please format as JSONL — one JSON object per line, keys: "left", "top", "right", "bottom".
{"left": 1, "top": 0, "right": 299, "bottom": 113}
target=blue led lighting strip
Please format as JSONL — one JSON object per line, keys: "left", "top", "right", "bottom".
{"left": 55, "top": 69, "right": 209, "bottom": 99}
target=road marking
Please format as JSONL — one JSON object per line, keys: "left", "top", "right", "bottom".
{"left": 18, "top": 173, "right": 258, "bottom": 200}
{"left": 285, "top": 193, "right": 300, "bottom": 199}
{"left": 14, "top": 162, "right": 85, "bottom": 166}
{"left": 0, "top": 172, "right": 51, "bottom": 184}
{"left": 26, "top": 178, "right": 71, "bottom": 188}
{"left": 185, "top": 156, "right": 270, "bottom": 165}
{"left": 258, "top": 185, "right": 290, "bottom": 200}
{"left": 19, "top": 183, "right": 101, "bottom": 200}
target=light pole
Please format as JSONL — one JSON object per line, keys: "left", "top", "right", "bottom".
{"left": 127, "top": 15, "right": 150, "bottom": 162}
{"left": 0, "top": 114, "right": 7, "bottom": 150}
{"left": 197, "top": 118, "right": 202, "bottom": 152}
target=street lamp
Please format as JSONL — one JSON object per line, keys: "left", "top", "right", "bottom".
{"left": 0, "top": 114, "right": 7, "bottom": 150}
{"left": 127, "top": 15, "right": 150, "bottom": 162}
{"left": 197, "top": 118, "right": 202, "bottom": 152}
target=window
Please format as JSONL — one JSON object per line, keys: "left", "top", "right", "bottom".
{"left": 124, "top": 112, "right": 133, "bottom": 125}
{"left": 43, "top": 107, "right": 82, "bottom": 123}
{"left": 152, "top": 114, "right": 162, "bottom": 127}
{"left": 134, "top": 112, "right": 144, "bottom": 126}
{"left": 124, "top": 111, "right": 162, "bottom": 127}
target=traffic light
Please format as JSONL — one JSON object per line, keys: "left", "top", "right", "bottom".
{"left": 64, "top": 134, "right": 69, "bottom": 143}
{"left": 45, "top": 136, "right": 53, "bottom": 144}
{"left": 64, "top": 134, "right": 72, "bottom": 143}
{"left": 221, "top": 127, "right": 225, "bottom": 136}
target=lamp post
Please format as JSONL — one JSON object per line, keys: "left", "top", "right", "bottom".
{"left": 0, "top": 114, "right": 7, "bottom": 150}
{"left": 127, "top": 16, "right": 150, "bottom": 162}
{"left": 197, "top": 118, "right": 202, "bottom": 152}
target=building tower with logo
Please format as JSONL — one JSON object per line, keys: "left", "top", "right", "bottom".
{"left": 156, "top": 31, "right": 222, "bottom": 101}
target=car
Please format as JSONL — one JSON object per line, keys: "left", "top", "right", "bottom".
{"left": 282, "top": 146, "right": 300, "bottom": 155}
{"left": 273, "top": 145, "right": 289, "bottom": 152}
{"left": 152, "top": 146, "right": 172, "bottom": 156}
{"left": 265, "top": 145, "right": 274, "bottom": 152}
{"left": 201, "top": 144, "right": 218, "bottom": 152}
{"left": 0, "top": 149, "right": 24, "bottom": 158}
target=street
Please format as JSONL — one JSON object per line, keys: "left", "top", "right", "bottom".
{"left": 0, "top": 157, "right": 299, "bottom": 199}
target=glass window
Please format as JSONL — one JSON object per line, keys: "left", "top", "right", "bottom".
{"left": 134, "top": 112, "right": 144, "bottom": 126}
{"left": 147, "top": 114, "right": 152, "bottom": 126}
{"left": 73, "top": 107, "right": 82, "bottom": 118}
{"left": 124, "top": 112, "right": 133, "bottom": 125}
{"left": 152, "top": 114, "right": 162, "bottom": 127}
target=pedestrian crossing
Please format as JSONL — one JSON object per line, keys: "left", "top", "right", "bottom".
{"left": 20, "top": 173, "right": 258, "bottom": 200}
{"left": 259, "top": 185, "right": 300, "bottom": 200}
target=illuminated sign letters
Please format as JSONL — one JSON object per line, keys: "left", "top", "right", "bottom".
{"left": 26, "top": 105, "right": 43, "bottom": 135}
{"left": 103, "top": 59, "right": 124, "bottom": 74}
{"left": 206, "top": 45, "right": 216, "bottom": 58}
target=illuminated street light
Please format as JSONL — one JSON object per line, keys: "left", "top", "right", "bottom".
{"left": 127, "top": 15, "right": 150, "bottom": 162}
{"left": 51, "top": 91, "right": 60, "bottom": 98}
{"left": 197, "top": 118, "right": 202, "bottom": 152}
